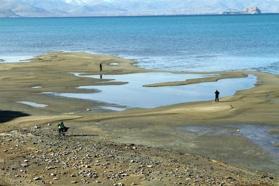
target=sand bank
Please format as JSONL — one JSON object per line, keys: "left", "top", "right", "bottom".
{"left": 144, "top": 71, "right": 248, "bottom": 87}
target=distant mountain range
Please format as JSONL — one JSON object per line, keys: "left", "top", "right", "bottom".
{"left": 223, "top": 7, "right": 262, "bottom": 15}
{"left": 1, "top": 0, "right": 279, "bottom": 17}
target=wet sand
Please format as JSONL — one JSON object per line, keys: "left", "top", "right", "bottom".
{"left": 143, "top": 71, "right": 248, "bottom": 87}
{"left": 0, "top": 52, "right": 278, "bottom": 185}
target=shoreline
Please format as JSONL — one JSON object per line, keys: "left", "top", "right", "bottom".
{"left": 1, "top": 13, "right": 279, "bottom": 19}
{"left": 0, "top": 52, "right": 278, "bottom": 185}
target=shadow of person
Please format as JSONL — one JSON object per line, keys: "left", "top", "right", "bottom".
{"left": 0, "top": 110, "right": 30, "bottom": 123}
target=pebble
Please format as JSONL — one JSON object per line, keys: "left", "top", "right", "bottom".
{"left": 114, "top": 183, "right": 124, "bottom": 186}
{"left": 33, "top": 176, "right": 42, "bottom": 181}
{"left": 1, "top": 124, "right": 273, "bottom": 186}
{"left": 50, "top": 173, "right": 56, "bottom": 177}
{"left": 34, "top": 125, "right": 40, "bottom": 129}
{"left": 85, "top": 165, "right": 91, "bottom": 168}
{"left": 21, "top": 163, "right": 29, "bottom": 168}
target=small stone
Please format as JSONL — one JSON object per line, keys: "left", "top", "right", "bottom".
{"left": 53, "top": 177, "right": 59, "bottom": 180}
{"left": 85, "top": 172, "right": 92, "bottom": 177}
{"left": 50, "top": 173, "right": 56, "bottom": 177}
{"left": 33, "top": 176, "right": 42, "bottom": 181}
{"left": 226, "top": 176, "right": 235, "bottom": 180}
{"left": 85, "top": 165, "right": 91, "bottom": 168}
{"left": 146, "top": 165, "right": 153, "bottom": 168}
{"left": 121, "top": 173, "right": 128, "bottom": 177}
{"left": 46, "top": 166, "right": 56, "bottom": 170}
{"left": 71, "top": 181, "right": 78, "bottom": 184}
{"left": 34, "top": 125, "right": 40, "bottom": 129}
{"left": 21, "top": 163, "right": 29, "bottom": 168}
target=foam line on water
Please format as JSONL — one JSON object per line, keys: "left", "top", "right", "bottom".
{"left": 0, "top": 56, "right": 33, "bottom": 63}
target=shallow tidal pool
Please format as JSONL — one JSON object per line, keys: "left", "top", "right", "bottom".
{"left": 46, "top": 72, "right": 257, "bottom": 109}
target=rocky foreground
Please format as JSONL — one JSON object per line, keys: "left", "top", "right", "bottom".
{"left": 0, "top": 123, "right": 275, "bottom": 186}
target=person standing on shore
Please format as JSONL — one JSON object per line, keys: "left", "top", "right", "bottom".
{"left": 99, "top": 63, "right": 103, "bottom": 72}
{"left": 215, "top": 90, "right": 220, "bottom": 102}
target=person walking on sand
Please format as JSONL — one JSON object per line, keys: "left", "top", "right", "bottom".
{"left": 215, "top": 90, "right": 220, "bottom": 102}
{"left": 99, "top": 63, "right": 103, "bottom": 72}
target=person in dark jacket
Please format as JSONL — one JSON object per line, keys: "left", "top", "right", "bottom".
{"left": 215, "top": 90, "right": 220, "bottom": 102}
{"left": 58, "top": 121, "right": 69, "bottom": 136}
{"left": 99, "top": 63, "right": 103, "bottom": 72}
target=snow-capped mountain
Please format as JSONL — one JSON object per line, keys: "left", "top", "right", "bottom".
{"left": 0, "top": 0, "right": 279, "bottom": 17}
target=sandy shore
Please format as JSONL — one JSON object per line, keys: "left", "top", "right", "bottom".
{"left": 143, "top": 71, "right": 248, "bottom": 87}
{"left": 0, "top": 52, "right": 278, "bottom": 185}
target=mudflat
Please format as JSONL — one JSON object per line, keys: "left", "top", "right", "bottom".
{"left": 0, "top": 52, "right": 278, "bottom": 185}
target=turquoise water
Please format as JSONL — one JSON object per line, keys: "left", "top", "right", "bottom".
{"left": 1, "top": 15, "right": 279, "bottom": 73}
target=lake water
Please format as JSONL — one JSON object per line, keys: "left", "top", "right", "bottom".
{"left": 17, "top": 101, "right": 48, "bottom": 108}
{"left": 1, "top": 15, "right": 279, "bottom": 73}
{"left": 45, "top": 72, "right": 257, "bottom": 108}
